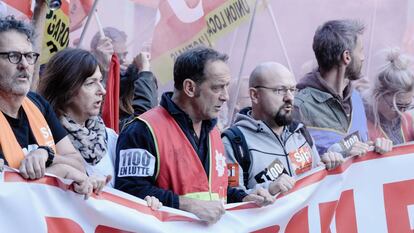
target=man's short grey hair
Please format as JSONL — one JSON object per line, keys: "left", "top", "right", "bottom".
{"left": 0, "top": 15, "right": 34, "bottom": 44}
{"left": 313, "top": 19, "right": 365, "bottom": 71}
{"left": 90, "top": 27, "right": 127, "bottom": 50}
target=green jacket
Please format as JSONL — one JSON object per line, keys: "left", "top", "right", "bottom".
{"left": 294, "top": 87, "right": 350, "bottom": 133}
{"left": 294, "top": 87, "right": 368, "bottom": 154}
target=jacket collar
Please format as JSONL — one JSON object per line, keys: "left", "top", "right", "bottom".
{"left": 307, "top": 87, "right": 335, "bottom": 103}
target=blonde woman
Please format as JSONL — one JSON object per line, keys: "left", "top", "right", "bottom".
{"left": 364, "top": 49, "right": 414, "bottom": 144}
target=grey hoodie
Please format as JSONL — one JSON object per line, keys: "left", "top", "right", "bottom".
{"left": 223, "top": 110, "right": 321, "bottom": 193}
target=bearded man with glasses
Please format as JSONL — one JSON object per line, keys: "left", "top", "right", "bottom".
{"left": 222, "top": 62, "right": 344, "bottom": 202}
{"left": 0, "top": 16, "right": 89, "bottom": 194}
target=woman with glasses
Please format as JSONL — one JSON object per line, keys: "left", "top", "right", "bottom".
{"left": 38, "top": 48, "right": 161, "bottom": 209}
{"left": 363, "top": 49, "right": 414, "bottom": 144}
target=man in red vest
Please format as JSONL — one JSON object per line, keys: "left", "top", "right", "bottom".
{"left": 115, "top": 46, "right": 272, "bottom": 224}
{"left": 0, "top": 16, "right": 90, "bottom": 195}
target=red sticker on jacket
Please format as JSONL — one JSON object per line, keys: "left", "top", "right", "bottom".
{"left": 288, "top": 146, "right": 312, "bottom": 175}
{"left": 227, "top": 163, "right": 239, "bottom": 187}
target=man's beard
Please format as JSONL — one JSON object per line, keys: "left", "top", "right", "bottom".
{"left": 345, "top": 57, "right": 362, "bottom": 81}
{"left": 273, "top": 103, "right": 293, "bottom": 126}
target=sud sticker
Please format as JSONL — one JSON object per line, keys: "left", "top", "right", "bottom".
{"left": 288, "top": 146, "right": 313, "bottom": 176}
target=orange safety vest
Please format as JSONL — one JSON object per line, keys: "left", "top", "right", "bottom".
{"left": 0, "top": 97, "right": 56, "bottom": 168}
{"left": 367, "top": 112, "right": 414, "bottom": 144}
{"left": 139, "top": 106, "right": 228, "bottom": 201}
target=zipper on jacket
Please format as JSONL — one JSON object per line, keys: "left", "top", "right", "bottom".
{"left": 271, "top": 128, "right": 292, "bottom": 176}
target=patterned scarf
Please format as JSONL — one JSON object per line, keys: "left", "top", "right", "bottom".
{"left": 60, "top": 115, "right": 107, "bottom": 165}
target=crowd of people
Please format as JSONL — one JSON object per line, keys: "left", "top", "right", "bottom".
{"left": 0, "top": 13, "right": 412, "bottom": 225}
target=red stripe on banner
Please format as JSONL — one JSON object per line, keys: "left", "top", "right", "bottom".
{"left": 383, "top": 179, "right": 414, "bottom": 233}
{"left": 226, "top": 202, "right": 258, "bottom": 211}
{"left": 4, "top": 143, "right": 414, "bottom": 223}
{"left": 285, "top": 206, "right": 309, "bottom": 233}
{"left": 251, "top": 225, "right": 281, "bottom": 233}
{"left": 341, "top": 143, "right": 414, "bottom": 167}
{"left": 319, "top": 200, "right": 336, "bottom": 233}
{"left": 335, "top": 190, "right": 358, "bottom": 233}
{"left": 45, "top": 217, "right": 85, "bottom": 233}
{"left": 98, "top": 191, "right": 196, "bottom": 222}
{"left": 312, "top": 143, "right": 414, "bottom": 180}
{"left": 4, "top": 171, "right": 71, "bottom": 190}
{"left": 232, "top": 144, "right": 414, "bottom": 211}
{"left": 3, "top": 171, "right": 196, "bottom": 222}
{"left": 280, "top": 143, "right": 414, "bottom": 197}
{"left": 95, "top": 225, "right": 136, "bottom": 233}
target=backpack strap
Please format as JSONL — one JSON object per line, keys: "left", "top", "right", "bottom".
{"left": 299, "top": 125, "right": 314, "bottom": 148}
{"left": 289, "top": 121, "right": 314, "bottom": 148}
{"left": 222, "top": 126, "right": 251, "bottom": 188}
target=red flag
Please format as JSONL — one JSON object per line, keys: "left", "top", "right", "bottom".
{"left": 2, "top": 0, "right": 32, "bottom": 17}
{"left": 151, "top": 0, "right": 224, "bottom": 59}
{"left": 69, "top": 0, "right": 94, "bottom": 31}
{"left": 102, "top": 54, "right": 120, "bottom": 133}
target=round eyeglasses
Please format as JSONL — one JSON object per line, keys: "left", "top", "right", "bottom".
{"left": 0, "top": 51, "right": 40, "bottom": 65}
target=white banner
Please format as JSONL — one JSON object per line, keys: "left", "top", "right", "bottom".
{"left": 2, "top": 144, "right": 414, "bottom": 233}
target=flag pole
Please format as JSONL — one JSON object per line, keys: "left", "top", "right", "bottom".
{"left": 365, "top": 0, "right": 379, "bottom": 79}
{"left": 227, "top": 28, "right": 240, "bottom": 58}
{"left": 227, "top": 0, "right": 260, "bottom": 126}
{"left": 77, "top": 0, "right": 100, "bottom": 48}
{"left": 265, "top": 0, "right": 293, "bottom": 71}
{"left": 30, "top": 0, "right": 48, "bottom": 91}
{"left": 94, "top": 10, "right": 105, "bottom": 38}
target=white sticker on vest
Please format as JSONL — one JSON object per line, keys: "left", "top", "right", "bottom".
{"left": 118, "top": 149, "right": 155, "bottom": 177}
{"left": 215, "top": 150, "right": 226, "bottom": 177}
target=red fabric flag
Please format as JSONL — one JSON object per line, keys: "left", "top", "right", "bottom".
{"left": 151, "top": 0, "right": 224, "bottom": 59}
{"left": 2, "top": 0, "right": 32, "bottom": 17}
{"left": 69, "top": 0, "right": 94, "bottom": 32}
{"left": 102, "top": 54, "right": 120, "bottom": 133}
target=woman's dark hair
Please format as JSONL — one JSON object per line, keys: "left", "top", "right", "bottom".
{"left": 38, "top": 48, "right": 99, "bottom": 117}
{"left": 119, "top": 65, "right": 138, "bottom": 116}
{"left": 119, "top": 64, "right": 158, "bottom": 116}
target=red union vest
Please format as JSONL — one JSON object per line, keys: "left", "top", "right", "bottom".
{"left": 367, "top": 112, "right": 414, "bottom": 144}
{"left": 0, "top": 97, "right": 56, "bottom": 168}
{"left": 139, "top": 106, "right": 228, "bottom": 201}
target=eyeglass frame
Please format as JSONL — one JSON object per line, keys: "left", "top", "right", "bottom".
{"left": 0, "top": 51, "right": 40, "bottom": 65}
{"left": 254, "top": 85, "right": 298, "bottom": 96}
{"left": 382, "top": 94, "right": 414, "bottom": 112}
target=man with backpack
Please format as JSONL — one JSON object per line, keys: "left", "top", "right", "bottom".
{"left": 222, "top": 62, "right": 343, "bottom": 195}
